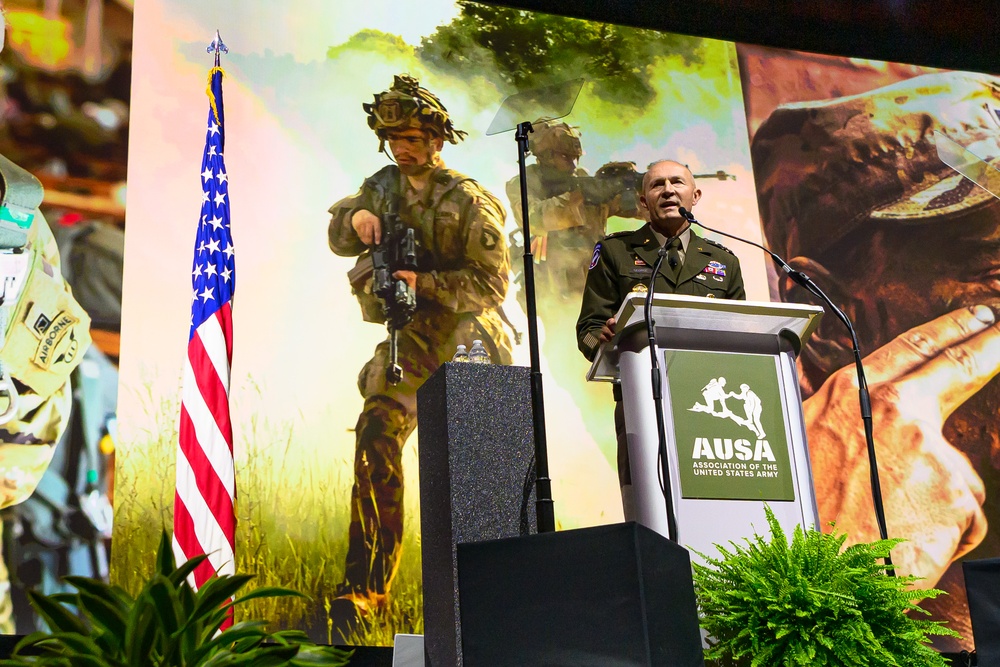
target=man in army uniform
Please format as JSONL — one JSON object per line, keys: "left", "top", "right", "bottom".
{"left": 327, "top": 75, "right": 511, "bottom": 630}
{"left": 577, "top": 159, "right": 744, "bottom": 516}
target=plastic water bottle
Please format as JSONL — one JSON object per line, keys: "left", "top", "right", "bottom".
{"left": 469, "top": 339, "right": 491, "bottom": 364}
{"left": 452, "top": 344, "right": 470, "bottom": 362}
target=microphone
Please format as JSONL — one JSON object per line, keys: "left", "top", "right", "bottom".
{"left": 676, "top": 205, "right": 894, "bottom": 571}
{"left": 676, "top": 206, "right": 815, "bottom": 293}
{"left": 640, "top": 220, "right": 690, "bottom": 543}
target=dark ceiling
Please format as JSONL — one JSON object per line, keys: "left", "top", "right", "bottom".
{"left": 482, "top": 0, "right": 999, "bottom": 74}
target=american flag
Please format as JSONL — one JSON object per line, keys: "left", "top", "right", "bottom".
{"left": 172, "top": 65, "right": 237, "bottom": 603}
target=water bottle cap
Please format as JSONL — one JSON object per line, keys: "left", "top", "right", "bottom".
{"left": 456, "top": 344, "right": 467, "bottom": 350}
{"left": 472, "top": 339, "right": 483, "bottom": 344}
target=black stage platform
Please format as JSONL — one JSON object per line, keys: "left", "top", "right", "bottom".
{"left": 0, "top": 634, "right": 976, "bottom": 665}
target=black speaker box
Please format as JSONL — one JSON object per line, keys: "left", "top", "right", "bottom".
{"left": 457, "top": 522, "right": 705, "bottom": 667}
{"left": 964, "top": 557, "right": 1000, "bottom": 666}
{"left": 417, "top": 362, "right": 536, "bottom": 666}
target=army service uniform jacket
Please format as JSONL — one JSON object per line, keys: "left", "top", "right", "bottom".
{"left": 577, "top": 224, "right": 746, "bottom": 361}
{"left": 328, "top": 163, "right": 512, "bottom": 363}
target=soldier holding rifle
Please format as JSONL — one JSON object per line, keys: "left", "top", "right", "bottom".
{"left": 327, "top": 74, "right": 511, "bottom": 632}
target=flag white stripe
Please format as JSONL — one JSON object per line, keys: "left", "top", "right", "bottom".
{"left": 181, "top": 359, "right": 236, "bottom": 498}
{"left": 174, "top": 445, "right": 234, "bottom": 575}
{"left": 196, "top": 312, "right": 232, "bottom": 394}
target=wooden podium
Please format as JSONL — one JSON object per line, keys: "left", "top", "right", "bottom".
{"left": 588, "top": 293, "right": 824, "bottom": 560}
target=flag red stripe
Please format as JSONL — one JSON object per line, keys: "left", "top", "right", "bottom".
{"left": 178, "top": 406, "right": 235, "bottom": 547}
{"left": 218, "top": 302, "right": 233, "bottom": 362}
{"left": 187, "top": 328, "right": 233, "bottom": 451}
{"left": 172, "top": 494, "right": 202, "bottom": 564}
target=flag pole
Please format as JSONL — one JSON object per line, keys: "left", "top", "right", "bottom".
{"left": 207, "top": 30, "right": 228, "bottom": 66}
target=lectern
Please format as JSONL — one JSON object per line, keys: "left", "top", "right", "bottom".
{"left": 589, "top": 293, "right": 824, "bottom": 559}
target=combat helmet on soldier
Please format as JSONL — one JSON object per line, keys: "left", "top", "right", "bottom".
{"left": 363, "top": 75, "right": 467, "bottom": 154}
{"left": 528, "top": 119, "right": 583, "bottom": 160}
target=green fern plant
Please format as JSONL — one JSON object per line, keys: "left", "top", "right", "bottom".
{"left": 692, "top": 507, "right": 958, "bottom": 667}
{"left": 0, "top": 531, "right": 352, "bottom": 666}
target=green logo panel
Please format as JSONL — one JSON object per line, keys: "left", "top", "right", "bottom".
{"left": 665, "top": 349, "right": 795, "bottom": 501}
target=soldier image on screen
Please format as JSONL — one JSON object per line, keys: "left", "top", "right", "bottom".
{"left": 327, "top": 74, "right": 511, "bottom": 636}
{"left": 0, "top": 6, "right": 93, "bottom": 632}
{"left": 752, "top": 71, "right": 1000, "bottom": 650}
{"left": 506, "top": 120, "right": 642, "bottom": 319}
{"left": 504, "top": 120, "right": 643, "bottom": 458}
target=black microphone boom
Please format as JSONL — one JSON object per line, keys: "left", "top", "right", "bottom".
{"left": 676, "top": 206, "right": 894, "bottom": 572}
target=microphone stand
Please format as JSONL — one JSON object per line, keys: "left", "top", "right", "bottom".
{"left": 678, "top": 207, "right": 893, "bottom": 572}
{"left": 642, "top": 222, "right": 690, "bottom": 543}
{"left": 515, "top": 121, "right": 555, "bottom": 533}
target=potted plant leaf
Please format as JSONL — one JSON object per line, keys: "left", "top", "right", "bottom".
{"left": 693, "top": 507, "right": 958, "bottom": 667}
{"left": 0, "top": 531, "right": 353, "bottom": 666}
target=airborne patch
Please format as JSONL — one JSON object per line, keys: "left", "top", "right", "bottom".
{"left": 480, "top": 228, "right": 499, "bottom": 250}
{"left": 589, "top": 242, "right": 602, "bottom": 270}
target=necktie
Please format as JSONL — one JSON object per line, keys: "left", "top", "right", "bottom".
{"left": 667, "top": 237, "right": 682, "bottom": 281}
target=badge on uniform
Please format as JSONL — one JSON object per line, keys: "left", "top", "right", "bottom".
{"left": 589, "top": 242, "right": 602, "bottom": 270}
{"left": 703, "top": 260, "right": 727, "bottom": 277}
{"left": 634, "top": 257, "right": 647, "bottom": 266}
{"left": 630, "top": 283, "right": 648, "bottom": 294}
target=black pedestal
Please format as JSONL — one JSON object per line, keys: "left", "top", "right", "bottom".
{"left": 457, "top": 522, "right": 705, "bottom": 667}
{"left": 417, "top": 362, "right": 536, "bottom": 667}
{"left": 964, "top": 557, "right": 1000, "bottom": 666}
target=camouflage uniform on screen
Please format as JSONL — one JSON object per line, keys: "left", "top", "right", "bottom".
{"left": 0, "top": 156, "right": 91, "bottom": 632}
{"left": 327, "top": 75, "right": 510, "bottom": 617}
{"left": 506, "top": 121, "right": 642, "bottom": 307}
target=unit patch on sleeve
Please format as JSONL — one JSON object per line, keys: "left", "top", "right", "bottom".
{"left": 589, "top": 242, "right": 602, "bottom": 270}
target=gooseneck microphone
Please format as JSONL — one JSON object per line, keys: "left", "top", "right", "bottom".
{"left": 677, "top": 206, "right": 893, "bottom": 571}
{"left": 642, "top": 221, "right": 690, "bottom": 543}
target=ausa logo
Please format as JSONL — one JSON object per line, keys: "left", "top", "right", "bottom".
{"left": 689, "top": 376, "right": 775, "bottom": 462}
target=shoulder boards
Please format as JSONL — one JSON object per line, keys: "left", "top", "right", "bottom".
{"left": 604, "top": 229, "right": 633, "bottom": 239}
{"left": 704, "top": 237, "right": 736, "bottom": 255}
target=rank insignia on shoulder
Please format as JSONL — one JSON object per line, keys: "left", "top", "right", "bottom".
{"left": 589, "top": 242, "right": 602, "bottom": 270}
{"left": 705, "top": 238, "right": 735, "bottom": 254}
{"left": 630, "top": 283, "right": 648, "bottom": 294}
{"left": 703, "top": 260, "right": 727, "bottom": 277}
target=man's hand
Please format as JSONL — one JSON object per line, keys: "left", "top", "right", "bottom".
{"left": 806, "top": 305, "right": 999, "bottom": 586}
{"left": 599, "top": 317, "right": 616, "bottom": 344}
{"left": 392, "top": 270, "right": 417, "bottom": 291}
{"left": 351, "top": 209, "right": 382, "bottom": 245}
